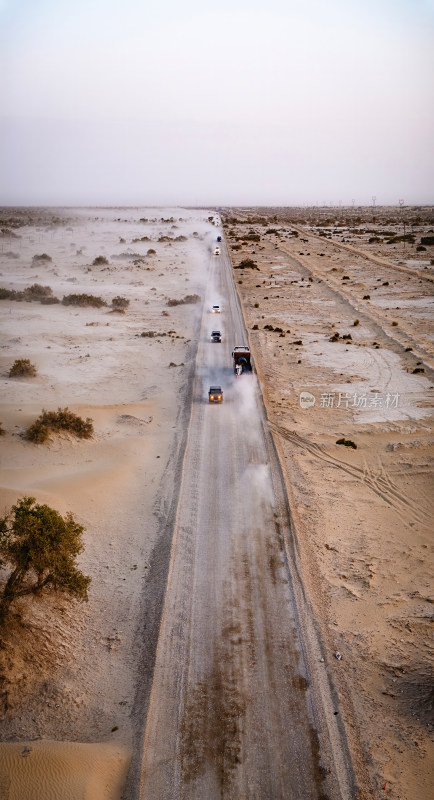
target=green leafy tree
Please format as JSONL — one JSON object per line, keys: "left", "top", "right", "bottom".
{"left": 0, "top": 497, "right": 90, "bottom": 623}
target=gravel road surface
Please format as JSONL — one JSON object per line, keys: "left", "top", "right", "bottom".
{"left": 138, "top": 241, "right": 355, "bottom": 800}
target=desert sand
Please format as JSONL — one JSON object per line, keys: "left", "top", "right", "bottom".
{"left": 0, "top": 207, "right": 214, "bottom": 798}
{"left": 221, "top": 206, "right": 434, "bottom": 800}
{"left": 0, "top": 205, "right": 433, "bottom": 800}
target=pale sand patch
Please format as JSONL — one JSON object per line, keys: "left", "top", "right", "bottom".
{"left": 0, "top": 740, "right": 131, "bottom": 800}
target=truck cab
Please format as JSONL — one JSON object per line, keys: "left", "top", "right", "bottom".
{"left": 211, "top": 330, "right": 222, "bottom": 342}
{"left": 232, "top": 346, "right": 252, "bottom": 375}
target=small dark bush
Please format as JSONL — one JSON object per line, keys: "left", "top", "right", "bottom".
{"left": 25, "top": 407, "right": 94, "bottom": 443}
{"left": 27, "top": 283, "right": 52, "bottom": 298}
{"left": 40, "top": 296, "right": 60, "bottom": 304}
{"left": 147, "top": 249, "right": 156, "bottom": 255}
{"left": 412, "top": 367, "right": 425, "bottom": 374}
{"left": 92, "top": 256, "right": 109, "bottom": 266}
{"left": 353, "top": 319, "right": 359, "bottom": 326}
{"left": 9, "top": 359, "right": 37, "bottom": 378}
{"left": 0, "top": 287, "right": 15, "bottom": 300}
{"left": 167, "top": 294, "right": 200, "bottom": 306}
{"left": 416, "top": 245, "right": 426, "bottom": 252}
{"left": 336, "top": 438, "right": 357, "bottom": 449}
{"left": 421, "top": 236, "right": 434, "bottom": 245}
{"left": 252, "top": 324, "right": 258, "bottom": 330}
{"left": 235, "top": 258, "right": 259, "bottom": 270}
{"left": 294, "top": 339, "right": 303, "bottom": 345}
{"left": 32, "top": 253, "right": 52, "bottom": 263}
{"left": 112, "top": 296, "right": 130, "bottom": 310}
{"left": 254, "top": 303, "right": 259, "bottom": 308}
{"left": 0, "top": 422, "right": 5, "bottom": 436}
{"left": 392, "top": 321, "right": 398, "bottom": 326}
{"left": 62, "top": 294, "right": 106, "bottom": 308}
{"left": 363, "top": 294, "right": 370, "bottom": 300}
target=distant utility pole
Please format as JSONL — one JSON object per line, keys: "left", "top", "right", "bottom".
{"left": 399, "top": 198, "right": 406, "bottom": 250}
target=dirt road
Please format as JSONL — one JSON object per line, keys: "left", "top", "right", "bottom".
{"left": 137, "top": 242, "right": 355, "bottom": 799}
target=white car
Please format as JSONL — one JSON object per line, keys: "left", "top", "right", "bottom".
{"left": 214, "top": 246, "right": 220, "bottom": 255}
{"left": 211, "top": 304, "right": 221, "bottom": 313}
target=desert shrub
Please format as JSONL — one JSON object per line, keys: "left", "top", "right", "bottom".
{"left": 421, "top": 236, "right": 434, "bottom": 245}
{"left": 252, "top": 324, "right": 258, "bottom": 330}
{"left": 369, "top": 236, "right": 382, "bottom": 243}
{"left": 167, "top": 294, "right": 200, "bottom": 306}
{"left": 353, "top": 319, "right": 360, "bottom": 326}
{"left": 265, "top": 228, "right": 279, "bottom": 234}
{"left": 62, "top": 293, "right": 106, "bottom": 307}
{"left": 112, "top": 296, "right": 130, "bottom": 310}
{"left": 132, "top": 236, "right": 151, "bottom": 243}
{"left": 92, "top": 255, "right": 109, "bottom": 266}
{"left": 392, "top": 321, "right": 398, "bottom": 326}
{"left": 31, "top": 253, "right": 52, "bottom": 263}
{"left": 25, "top": 408, "right": 94, "bottom": 444}
{"left": 27, "top": 283, "right": 50, "bottom": 296}
{"left": 0, "top": 496, "right": 90, "bottom": 622}
{"left": 363, "top": 294, "right": 370, "bottom": 300}
{"left": 241, "top": 234, "right": 261, "bottom": 242}
{"left": 336, "top": 438, "right": 357, "bottom": 449}
{"left": 416, "top": 245, "right": 426, "bottom": 252}
{"left": 0, "top": 288, "right": 15, "bottom": 300}
{"left": 254, "top": 303, "right": 259, "bottom": 308}
{"left": 147, "top": 248, "right": 156, "bottom": 255}
{"left": 0, "top": 423, "right": 5, "bottom": 436}
{"left": 40, "top": 296, "right": 60, "bottom": 304}
{"left": 9, "top": 359, "right": 37, "bottom": 378}
{"left": 235, "top": 259, "right": 258, "bottom": 270}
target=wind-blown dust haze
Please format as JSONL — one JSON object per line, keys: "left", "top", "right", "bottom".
{"left": 0, "top": 0, "right": 433, "bottom": 205}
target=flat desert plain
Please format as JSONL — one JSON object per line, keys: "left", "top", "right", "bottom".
{"left": 0, "top": 207, "right": 212, "bottom": 799}
{"left": 221, "top": 206, "right": 434, "bottom": 800}
{"left": 0, "top": 205, "right": 432, "bottom": 800}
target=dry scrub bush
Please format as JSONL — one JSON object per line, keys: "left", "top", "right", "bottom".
{"left": 167, "top": 294, "right": 200, "bottom": 306}
{"left": 0, "top": 496, "right": 90, "bottom": 623}
{"left": 235, "top": 259, "right": 259, "bottom": 270}
{"left": 25, "top": 408, "right": 94, "bottom": 444}
{"left": 31, "top": 253, "right": 52, "bottom": 263}
{"left": 92, "top": 255, "right": 109, "bottom": 266}
{"left": 62, "top": 293, "right": 106, "bottom": 308}
{"left": 9, "top": 359, "right": 37, "bottom": 378}
{"left": 111, "top": 296, "right": 130, "bottom": 310}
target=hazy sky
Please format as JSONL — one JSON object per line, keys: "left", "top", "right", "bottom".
{"left": 1, "top": 0, "right": 433, "bottom": 206}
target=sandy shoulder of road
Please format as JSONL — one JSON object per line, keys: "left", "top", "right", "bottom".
{"left": 223, "top": 209, "right": 434, "bottom": 800}
{"left": 0, "top": 207, "right": 214, "bottom": 799}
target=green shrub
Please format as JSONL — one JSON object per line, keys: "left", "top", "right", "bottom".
{"left": 9, "top": 359, "right": 37, "bottom": 378}
{"left": 25, "top": 408, "right": 94, "bottom": 443}
{"left": 0, "top": 496, "right": 90, "bottom": 622}
{"left": 353, "top": 319, "right": 360, "bottom": 326}
{"left": 62, "top": 294, "right": 106, "bottom": 308}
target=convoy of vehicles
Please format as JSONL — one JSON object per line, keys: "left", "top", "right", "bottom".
{"left": 207, "top": 236, "right": 252, "bottom": 401}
